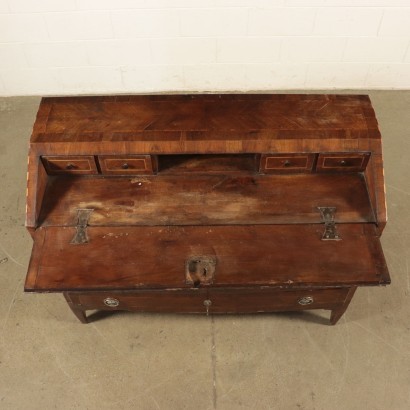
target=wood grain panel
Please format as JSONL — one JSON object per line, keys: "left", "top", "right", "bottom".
{"left": 65, "top": 287, "right": 349, "bottom": 314}
{"left": 38, "top": 173, "right": 375, "bottom": 227}
{"left": 25, "top": 150, "right": 48, "bottom": 233}
{"left": 30, "top": 94, "right": 380, "bottom": 145}
{"left": 25, "top": 224, "right": 389, "bottom": 292}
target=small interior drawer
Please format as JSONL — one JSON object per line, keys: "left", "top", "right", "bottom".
{"left": 260, "top": 154, "right": 315, "bottom": 173}
{"left": 98, "top": 155, "right": 156, "bottom": 174}
{"left": 316, "top": 153, "right": 370, "bottom": 172}
{"left": 42, "top": 156, "right": 98, "bottom": 175}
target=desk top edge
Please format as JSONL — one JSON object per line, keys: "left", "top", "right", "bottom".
{"left": 30, "top": 94, "right": 381, "bottom": 145}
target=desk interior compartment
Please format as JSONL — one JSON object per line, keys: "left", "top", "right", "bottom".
{"left": 38, "top": 172, "right": 375, "bottom": 227}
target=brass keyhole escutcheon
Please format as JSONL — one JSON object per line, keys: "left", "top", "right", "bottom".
{"left": 185, "top": 256, "right": 216, "bottom": 287}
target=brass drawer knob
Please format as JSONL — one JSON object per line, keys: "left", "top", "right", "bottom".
{"left": 104, "top": 297, "right": 120, "bottom": 307}
{"left": 298, "top": 296, "right": 314, "bottom": 306}
{"left": 121, "top": 163, "right": 129, "bottom": 169}
{"left": 66, "top": 163, "right": 76, "bottom": 170}
{"left": 340, "top": 160, "right": 347, "bottom": 166}
{"left": 283, "top": 160, "right": 291, "bottom": 167}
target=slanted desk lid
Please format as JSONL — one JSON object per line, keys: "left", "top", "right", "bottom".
{"left": 25, "top": 224, "right": 390, "bottom": 292}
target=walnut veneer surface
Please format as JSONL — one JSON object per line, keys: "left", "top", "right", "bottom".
{"left": 25, "top": 94, "right": 390, "bottom": 324}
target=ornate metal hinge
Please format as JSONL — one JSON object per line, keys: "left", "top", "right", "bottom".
{"left": 318, "top": 207, "right": 341, "bottom": 241}
{"left": 70, "top": 209, "right": 93, "bottom": 245}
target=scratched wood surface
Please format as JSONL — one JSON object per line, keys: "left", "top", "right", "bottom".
{"left": 31, "top": 94, "right": 381, "bottom": 144}
{"left": 25, "top": 224, "right": 389, "bottom": 292}
{"left": 24, "top": 94, "right": 389, "bottom": 324}
{"left": 38, "top": 173, "right": 375, "bottom": 227}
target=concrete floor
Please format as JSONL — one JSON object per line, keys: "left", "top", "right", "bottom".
{"left": 0, "top": 92, "right": 409, "bottom": 410}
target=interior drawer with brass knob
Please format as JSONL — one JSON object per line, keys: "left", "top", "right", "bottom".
{"left": 316, "top": 153, "right": 370, "bottom": 172}
{"left": 98, "top": 155, "right": 156, "bottom": 175}
{"left": 260, "top": 154, "right": 315, "bottom": 173}
{"left": 42, "top": 155, "right": 98, "bottom": 175}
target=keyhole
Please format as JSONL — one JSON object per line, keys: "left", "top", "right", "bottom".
{"left": 186, "top": 256, "right": 216, "bottom": 286}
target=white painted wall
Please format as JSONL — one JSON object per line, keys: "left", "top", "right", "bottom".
{"left": 0, "top": 0, "right": 409, "bottom": 95}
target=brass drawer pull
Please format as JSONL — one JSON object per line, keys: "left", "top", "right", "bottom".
{"left": 121, "top": 163, "right": 129, "bottom": 169}
{"left": 298, "top": 296, "right": 314, "bottom": 306}
{"left": 104, "top": 297, "right": 120, "bottom": 307}
{"left": 66, "top": 163, "right": 76, "bottom": 170}
{"left": 340, "top": 160, "right": 347, "bottom": 166}
{"left": 283, "top": 160, "right": 291, "bottom": 167}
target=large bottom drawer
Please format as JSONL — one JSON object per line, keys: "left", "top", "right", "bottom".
{"left": 68, "top": 289, "right": 208, "bottom": 313}
{"left": 64, "top": 287, "right": 354, "bottom": 325}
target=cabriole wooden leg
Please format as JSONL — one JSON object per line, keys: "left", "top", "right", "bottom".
{"left": 330, "top": 286, "right": 357, "bottom": 325}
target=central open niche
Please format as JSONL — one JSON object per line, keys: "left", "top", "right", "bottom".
{"left": 157, "top": 153, "right": 260, "bottom": 174}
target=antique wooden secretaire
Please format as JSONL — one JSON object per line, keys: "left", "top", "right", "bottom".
{"left": 24, "top": 94, "right": 390, "bottom": 324}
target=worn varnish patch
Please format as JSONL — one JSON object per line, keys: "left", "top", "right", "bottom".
{"left": 38, "top": 173, "right": 374, "bottom": 227}
{"left": 25, "top": 224, "right": 389, "bottom": 292}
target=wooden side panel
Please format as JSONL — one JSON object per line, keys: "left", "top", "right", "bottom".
{"left": 364, "top": 154, "right": 387, "bottom": 234}
{"left": 25, "top": 224, "right": 390, "bottom": 292}
{"left": 25, "top": 149, "right": 48, "bottom": 234}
